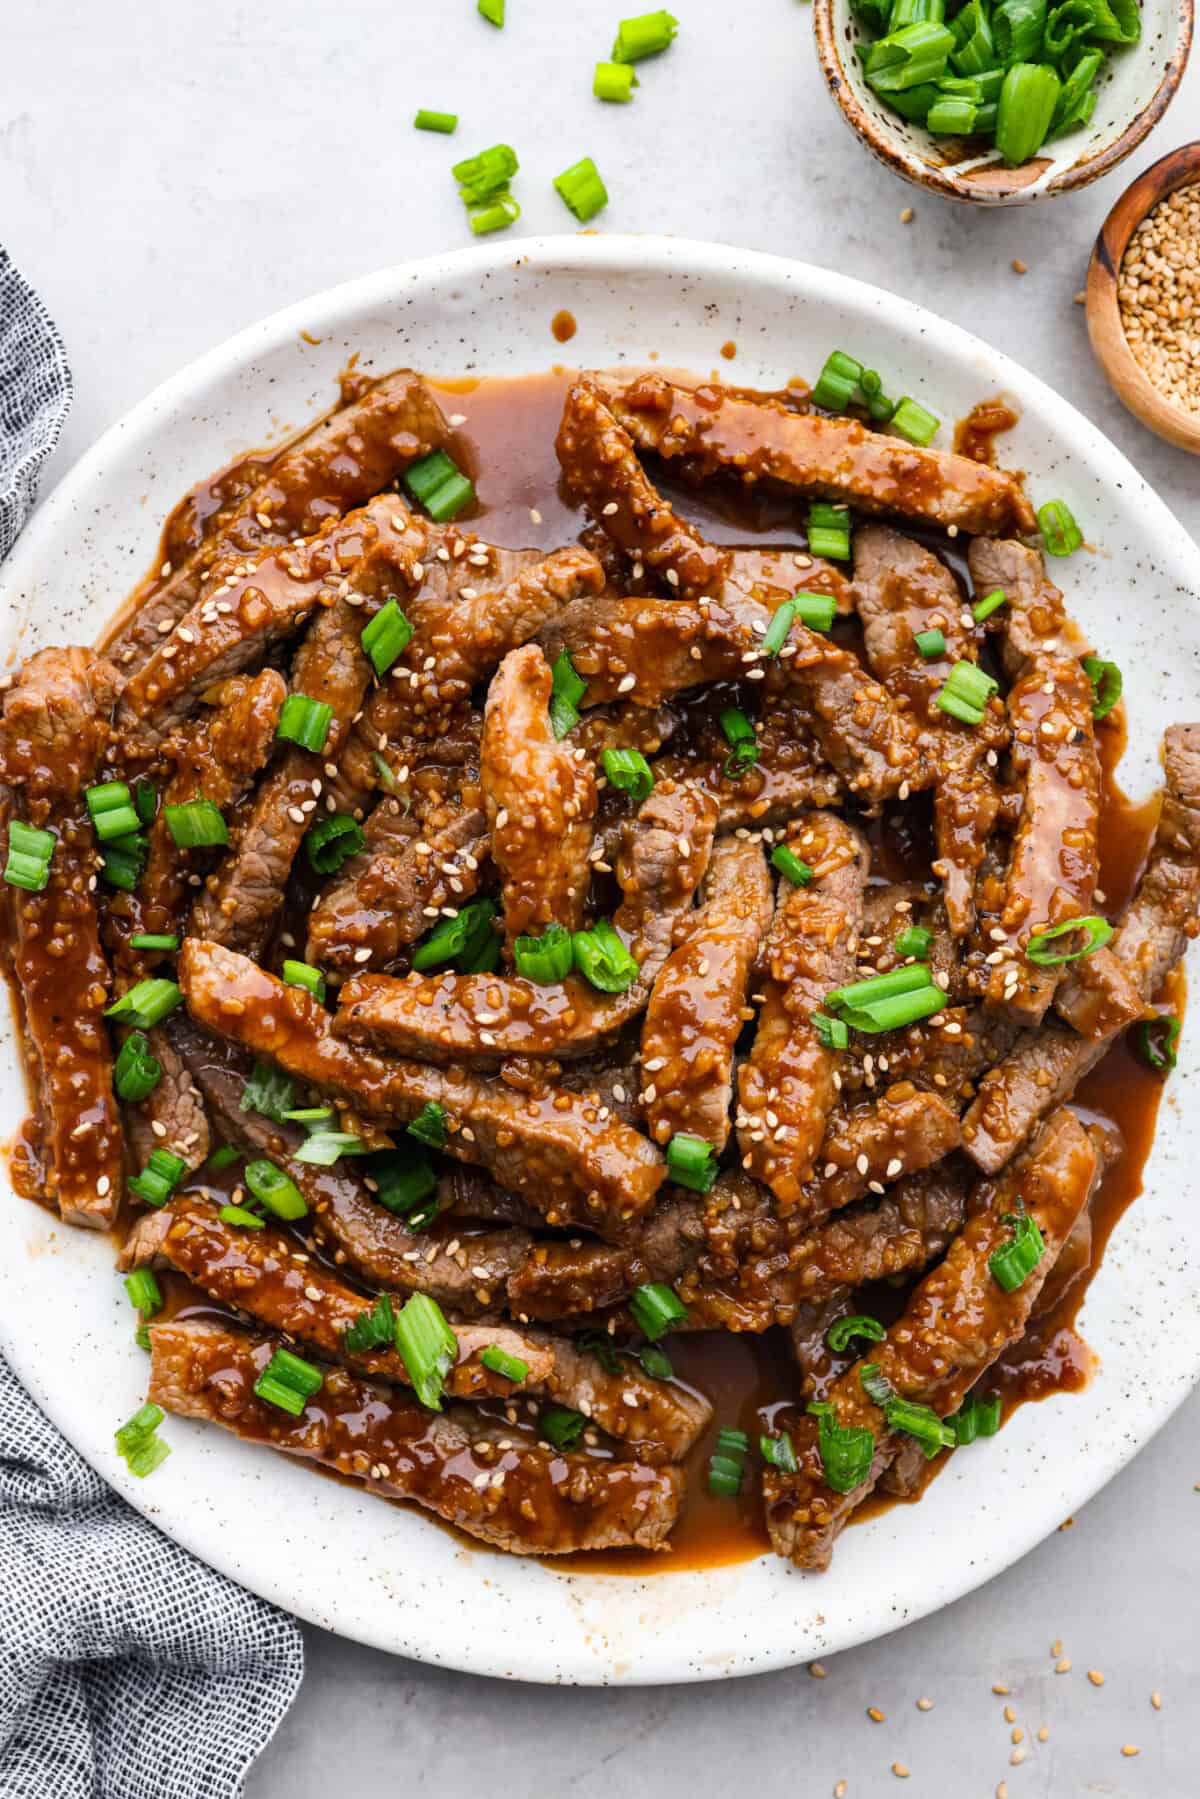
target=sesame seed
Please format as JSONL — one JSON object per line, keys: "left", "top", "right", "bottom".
{"left": 808, "top": 1661, "right": 827, "bottom": 1678}
{"left": 916, "top": 1697, "right": 933, "bottom": 1711}
{"left": 891, "top": 1764, "right": 909, "bottom": 1779}
{"left": 867, "top": 1707, "right": 885, "bottom": 1723}
{"left": 1088, "top": 1669, "right": 1105, "bottom": 1686}
{"left": 1121, "top": 1745, "right": 1140, "bottom": 1758}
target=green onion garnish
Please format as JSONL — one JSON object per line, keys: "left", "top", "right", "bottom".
{"left": 629, "top": 1281, "right": 688, "bottom": 1341}
{"left": 760, "top": 1431, "right": 798, "bottom": 1473}
{"left": 478, "top": 0, "right": 504, "bottom": 22}
{"left": 1082, "top": 655, "right": 1122, "bottom": 721}
{"left": 282, "top": 958, "right": 326, "bottom": 1003}
{"left": 771, "top": 844, "right": 814, "bottom": 886}
{"left": 951, "top": 1391, "right": 1002, "bottom": 1444}
{"left": 343, "top": 1294, "right": 397, "bottom": 1356}
{"left": 594, "top": 59, "right": 639, "bottom": 100}
{"left": 86, "top": 781, "right": 141, "bottom": 842}
{"left": 219, "top": 1204, "right": 264, "bottom": 1230}
{"left": 864, "top": 21, "right": 955, "bottom": 91}
{"left": 244, "top": 1158, "right": 308, "bottom": 1221}
{"left": 793, "top": 591, "right": 837, "bottom": 633}
{"left": 4, "top": 820, "right": 55, "bottom": 892}
{"left": 890, "top": 397, "right": 940, "bottom": 446}
{"left": 1135, "top": 1012, "right": 1180, "bottom": 1074}
{"left": 1037, "top": 496, "right": 1083, "bottom": 556}
{"left": 708, "top": 1426, "right": 750, "bottom": 1496}
{"left": 948, "top": 0, "right": 994, "bottom": 74}
{"left": 895, "top": 924, "right": 933, "bottom": 959}
{"left": 207, "top": 1144, "right": 241, "bottom": 1172}
{"left": 882, "top": 1395, "right": 957, "bottom": 1456}
{"left": 972, "top": 587, "right": 1007, "bottom": 623}
{"left": 123, "top": 1267, "right": 163, "bottom": 1319}
{"left": 403, "top": 449, "right": 476, "bottom": 523}
{"left": 100, "top": 833, "right": 148, "bottom": 891}
{"left": 370, "top": 1148, "right": 439, "bottom": 1218}
{"left": 812, "top": 1009, "right": 850, "bottom": 1051}
{"left": 480, "top": 1345, "right": 530, "bottom": 1383}
{"left": 914, "top": 627, "right": 946, "bottom": 660}
{"left": 612, "top": 8, "right": 678, "bottom": 61}
{"left": 467, "top": 193, "right": 521, "bottom": 235}
{"left": 1024, "top": 915, "right": 1112, "bottom": 966}
{"left": 512, "top": 921, "right": 575, "bottom": 985}
{"left": 825, "top": 962, "right": 946, "bottom": 1033}
{"left": 411, "top": 897, "right": 497, "bottom": 973}
{"left": 361, "top": 598, "right": 414, "bottom": 677}
{"left": 130, "top": 933, "right": 179, "bottom": 952}
{"left": 114, "top": 1030, "right": 163, "bottom": 1102}
{"left": 164, "top": 799, "right": 229, "bottom": 849}
{"left": 935, "top": 660, "right": 998, "bottom": 725}
{"left": 128, "top": 1148, "right": 188, "bottom": 1208}
{"left": 540, "top": 1405, "right": 587, "bottom": 1449}
{"left": 283, "top": 1106, "right": 334, "bottom": 1126}
{"left": 762, "top": 600, "right": 797, "bottom": 657}
{"left": 305, "top": 814, "right": 365, "bottom": 874}
{"left": 665, "top": 1132, "right": 719, "bottom": 1193}
{"left": 115, "top": 1402, "right": 171, "bottom": 1478}
{"left": 826, "top": 1313, "right": 886, "bottom": 1353}
{"left": 808, "top": 1401, "right": 875, "bottom": 1494}
{"left": 993, "top": 0, "right": 1047, "bottom": 62}
{"left": 133, "top": 777, "right": 157, "bottom": 824}
{"left": 719, "top": 706, "right": 759, "bottom": 779}
{"left": 996, "top": 62, "right": 1061, "bottom": 166}
{"left": 989, "top": 1208, "right": 1046, "bottom": 1293}
{"left": 395, "top": 1293, "right": 459, "bottom": 1410}
{"left": 106, "top": 978, "right": 182, "bottom": 1029}
{"left": 293, "top": 1131, "right": 368, "bottom": 1166}
{"left": 414, "top": 109, "right": 458, "bottom": 133}
{"left": 859, "top": 1362, "right": 895, "bottom": 1407}
{"left": 601, "top": 747, "right": 654, "bottom": 802}
{"left": 808, "top": 502, "right": 852, "bottom": 562}
{"left": 276, "top": 693, "right": 334, "bottom": 754}
{"left": 639, "top": 1343, "right": 674, "bottom": 1380}
{"left": 553, "top": 157, "right": 609, "bottom": 222}
{"left": 811, "top": 349, "right": 864, "bottom": 413}
{"left": 572, "top": 918, "right": 639, "bottom": 993}
{"left": 239, "top": 1059, "right": 295, "bottom": 1124}
{"left": 578, "top": 1331, "right": 622, "bottom": 1373}
{"left": 407, "top": 1101, "right": 448, "bottom": 1150}
{"left": 254, "top": 1346, "right": 324, "bottom": 1417}
{"left": 926, "top": 95, "right": 977, "bottom": 133}
{"left": 549, "top": 649, "right": 587, "bottom": 739}
{"left": 453, "top": 141, "right": 518, "bottom": 202}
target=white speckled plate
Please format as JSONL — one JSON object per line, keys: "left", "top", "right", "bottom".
{"left": 2, "top": 236, "right": 1198, "bottom": 1686}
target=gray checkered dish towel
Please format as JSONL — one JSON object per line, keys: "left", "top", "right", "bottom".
{"left": 0, "top": 247, "right": 304, "bottom": 1797}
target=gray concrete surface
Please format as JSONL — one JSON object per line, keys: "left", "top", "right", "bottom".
{"left": 3, "top": 1, "right": 1198, "bottom": 1791}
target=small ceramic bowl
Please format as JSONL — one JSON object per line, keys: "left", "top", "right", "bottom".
{"left": 813, "top": 0, "right": 1193, "bottom": 205}
{"left": 1087, "top": 140, "right": 1200, "bottom": 453}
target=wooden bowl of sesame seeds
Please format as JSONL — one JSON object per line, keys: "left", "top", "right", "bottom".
{"left": 1087, "top": 141, "right": 1200, "bottom": 454}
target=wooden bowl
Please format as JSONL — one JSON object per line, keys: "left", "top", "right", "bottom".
{"left": 1087, "top": 141, "right": 1200, "bottom": 454}
{"left": 813, "top": 0, "right": 1193, "bottom": 206}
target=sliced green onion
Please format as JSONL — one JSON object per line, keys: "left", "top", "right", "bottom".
{"left": 130, "top": 933, "right": 179, "bottom": 952}
{"left": 760, "top": 1431, "right": 799, "bottom": 1473}
{"left": 772, "top": 844, "right": 814, "bottom": 887}
{"left": 989, "top": 1208, "right": 1046, "bottom": 1292}
{"left": 219, "top": 1204, "right": 264, "bottom": 1230}
{"left": 207, "top": 1144, "right": 241, "bottom": 1171}
{"left": 762, "top": 600, "right": 797, "bottom": 657}
{"left": 282, "top": 958, "right": 326, "bottom": 1003}
{"left": 414, "top": 109, "right": 458, "bottom": 133}
{"left": 884, "top": 1395, "right": 957, "bottom": 1455}
{"left": 629, "top": 1281, "right": 688, "bottom": 1342}
{"left": 293, "top": 1131, "right": 368, "bottom": 1165}
{"left": 996, "top": 61, "right": 1061, "bottom": 164}
{"left": 395, "top": 1293, "right": 459, "bottom": 1410}
{"left": 895, "top": 924, "right": 933, "bottom": 959}
{"left": 811, "top": 349, "right": 865, "bottom": 413}
{"left": 948, "top": 0, "right": 995, "bottom": 72}
{"left": 666, "top": 1132, "right": 719, "bottom": 1193}
{"left": 639, "top": 1343, "right": 674, "bottom": 1380}
{"left": 540, "top": 1404, "right": 586, "bottom": 1449}
{"left": 577, "top": 1331, "right": 622, "bottom": 1375}
{"left": 513, "top": 922, "right": 575, "bottom": 984}
{"left": 244, "top": 1158, "right": 308, "bottom": 1221}
{"left": 549, "top": 649, "right": 587, "bottom": 739}
{"left": 708, "top": 1428, "right": 749, "bottom": 1497}
{"left": 793, "top": 591, "right": 837, "bottom": 633}
{"left": 1135, "top": 1012, "right": 1180, "bottom": 1074}
{"left": 612, "top": 8, "right": 678, "bottom": 61}
{"left": 935, "top": 659, "right": 999, "bottom": 725}
{"left": 1024, "top": 915, "right": 1112, "bottom": 966}
{"left": 467, "top": 193, "right": 521, "bottom": 236}
{"left": 973, "top": 587, "right": 1007, "bottom": 623}
{"left": 343, "top": 1294, "right": 397, "bottom": 1355}
{"left": 132, "top": 777, "right": 157, "bottom": 825}
{"left": 114, "top": 1030, "right": 163, "bottom": 1102}
{"left": 86, "top": 781, "right": 141, "bottom": 842}
{"left": 719, "top": 706, "right": 759, "bottom": 779}
{"left": 553, "top": 157, "right": 608, "bottom": 223}
{"left": 827, "top": 1313, "right": 887, "bottom": 1353}
{"left": 914, "top": 627, "right": 947, "bottom": 660}
{"left": 4, "top": 820, "right": 55, "bottom": 892}
{"left": 478, "top": 0, "right": 503, "bottom": 19}
{"left": 951, "top": 1391, "right": 1002, "bottom": 1443}
{"left": 254, "top": 1346, "right": 324, "bottom": 1416}
{"left": 164, "top": 799, "right": 229, "bottom": 849}
{"left": 403, "top": 449, "right": 476, "bottom": 522}
{"left": 115, "top": 1401, "right": 163, "bottom": 1455}
{"left": 926, "top": 96, "right": 978, "bottom": 133}
{"left": 572, "top": 918, "right": 639, "bottom": 993}
{"left": 993, "top": 0, "right": 1048, "bottom": 64}
{"left": 480, "top": 1345, "right": 530, "bottom": 1383}
{"left": 128, "top": 1148, "right": 188, "bottom": 1208}
{"left": 808, "top": 1401, "right": 876, "bottom": 1493}
{"left": 1051, "top": 46, "right": 1103, "bottom": 134}
{"left": 106, "top": 977, "right": 182, "bottom": 1029}
{"left": 370, "top": 1148, "right": 438, "bottom": 1218}
{"left": 282, "top": 1105, "right": 334, "bottom": 1126}
{"left": 865, "top": 20, "right": 956, "bottom": 89}
{"left": 1082, "top": 655, "right": 1121, "bottom": 721}
{"left": 812, "top": 1010, "right": 850, "bottom": 1051}
{"left": 361, "top": 598, "right": 414, "bottom": 677}
{"left": 411, "top": 897, "right": 497, "bottom": 973}
{"left": 407, "top": 1101, "right": 448, "bottom": 1150}
{"left": 276, "top": 693, "right": 333, "bottom": 754}
{"left": 100, "top": 833, "right": 147, "bottom": 891}
{"left": 826, "top": 963, "right": 945, "bottom": 1033}
{"left": 827, "top": 963, "right": 933, "bottom": 1012}
{"left": 808, "top": 501, "right": 852, "bottom": 561}
{"left": 239, "top": 1060, "right": 294, "bottom": 1124}
{"left": 115, "top": 1403, "right": 170, "bottom": 1477}
{"left": 305, "top": 814, "right": 365, "bottom": 874}
{"left": 123, "top": 1268, "right": 163, "bottom": 1318}
{"left": 859, "top": 1362, "right": 896, "bottom": 1407}
{"left": 452, "top": 143, "right": 517, "bottom": 201}
{"left": 891, "top": 0, "right": 946, "bottom": 23}
{"left": 885, "top": 80, "right": 940, "bottom": 119}
{"left": 594, "top": 59, "right": 638, "bottom": 100}
{"left": 1038, "top": 496, "right": 1083, "bottom": 556}
{"left": 601, "top": 747, "right": 654, "bottom": 802}
{"left": 891, "top": 397, "right": 941, "bottom": 446}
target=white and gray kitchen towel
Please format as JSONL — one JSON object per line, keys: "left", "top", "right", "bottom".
{"left": 0, "top": 246, "right": 305, "bottom": 1797}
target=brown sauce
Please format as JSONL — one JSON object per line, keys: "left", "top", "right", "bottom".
{"left": 953, "top": 397, "right": 1020, "bottom": 467}
{"left": 720, "top": 340, "right": 737, "bottom": 361}
{"left": 550, "top": 310, "right": 577, "bottom": 344}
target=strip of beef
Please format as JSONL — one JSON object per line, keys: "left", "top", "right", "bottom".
{"left": 856, "top": 882, "right": 964, "bottom": 1001}
{"left": 963, "top": 723, "right": 1200, "bottom": 1170}
{"left": 652, "top": 693, "right": 845, "bottom": 831}
{"left": 482, "top": 645, "right": 596, "bottom": 948}
{"left": 179, "top": 939, "right": 666, "bottom": 1241}
{"left": 853, "top": 526, "right": 1004, "bottom": 933}
{"left": 148, "top": 1320, "right": 683, "bottom": 1554}
{"left": 332, "top": 782, "right": 718, "bottom": 1064}
{"left": 0, "top": 648, "right": 123, "bottom": 1227}
{"left": 107, "top": 371, "right": 450, "bottom": 670}
{"left": 596, "top": 371, "right": 1036, "bottom": 536}
{"left": 727, "top": 545, "right": 854, "bottom": 617}
{"left": 641, "top": 836, "right": 773, "bottom": 1150}
{"left": 804, "top": 1087, "right": 961, "bottom": 1222}
{"left": 789, "top": 1297, "right": 859, "bottom": 1406}
{"left": 556, "top": 379, "right": 729, "bottom": 599}
{"left": 737, "top": 814, "right": 868, "bottom": 1209}
{"left": 967, "top": 539, "right": 1101, "bottom": 1026}
{"left": 763, "top": 1108, "right": 1096, "bottom": 1568}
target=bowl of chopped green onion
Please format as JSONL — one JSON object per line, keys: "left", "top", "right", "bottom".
{"left": 814, "top": 0, "right": 1192, "bottom": 203}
